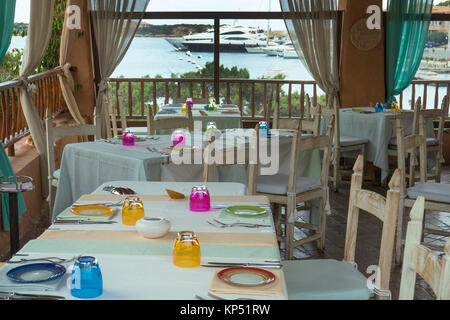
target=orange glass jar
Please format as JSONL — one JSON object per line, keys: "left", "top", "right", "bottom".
{"left": 122, "top": 196, "right": 145, "bottom": 226}
{"left": 173, "top": 231, "right": 201, "bottom": 268}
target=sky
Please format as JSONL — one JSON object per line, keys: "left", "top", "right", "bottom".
{"left": 13, "top": 0, "right": 448, "bottom": 31}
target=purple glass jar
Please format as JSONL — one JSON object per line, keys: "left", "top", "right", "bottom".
{"left": 189, "top": 185, "right": 210, "bottom": 212}
{"left": 122, "top": 130, "right": 135, "bottom": 146}
{"left": 186, "top": 98, "right": 193, "bottom": 109}
{"left": 172, "top": 130, "right": 186, "bottom": 146}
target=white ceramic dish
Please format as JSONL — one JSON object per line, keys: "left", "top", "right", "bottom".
{"left": 135, "top": 217, "right": 171, "bottom": 239}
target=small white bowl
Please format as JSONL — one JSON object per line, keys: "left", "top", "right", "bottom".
{"left": 135, "top": 217, "right": 171, "bottom": 239}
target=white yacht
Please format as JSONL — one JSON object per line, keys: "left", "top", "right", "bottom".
{"left": 263, "top": 41, "right": 294, "bottom": 57}
{"left": 166, "top": 25, "right": 268, "bottom": 52}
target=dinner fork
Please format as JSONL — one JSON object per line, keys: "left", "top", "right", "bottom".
{"left": 7, "top": 254, "right": 82, "bottom": 264}
{"left": 207, "top": 220, "right": 270, "bottom": 228}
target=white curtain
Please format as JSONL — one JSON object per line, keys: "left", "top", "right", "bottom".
{"left": 19, "top": 0, "right": 55, "bottom": 198}
{"left": 90, "top": 0, "right": 150, "bottom": 137}
{"left": 58, "top": 0, "right": 86, "bottom": 125}
{"left": 279, "top": 0, "right": 340, "bottom": 107}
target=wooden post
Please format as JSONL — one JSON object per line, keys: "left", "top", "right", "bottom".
{"left": 214, "top": 18, "right": 220, "bottom": 104}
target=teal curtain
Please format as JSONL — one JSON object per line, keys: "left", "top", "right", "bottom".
{"left": 0, "top": 0, "right": 27, "bottom": 231}
{"left": 386, "top": 0, "right": 433, "bottom": 104}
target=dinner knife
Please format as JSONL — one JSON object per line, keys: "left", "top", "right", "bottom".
{"left": 53, "top": 220, "right": 117, "bottom": 224}
{"left": 201, "top": 262, "right": 282, "bottom": 269}
{"left": 0, "top": 291, "right": 66, "bottom": 300}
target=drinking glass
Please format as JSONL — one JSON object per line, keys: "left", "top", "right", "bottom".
{"left": 122, "top": 196, "right": 145, "bottom": 226}
{"left": 122, "top": 129, "right": 135, "bottom": 146}
{"left": 172, "top": 130, "right": 186, "bottom": 146}
{"left": 206, "top": 121, "right": 217, "bottom": 131}
{"left": 259, "top": 121, "right": 269, "bottom": 137}
{"left": 182, "top": 104, "right": 187, "bottom": 115}
{"left": 70, "top": 256, "right": 103, "bottom": 299}
{"left": 186, "top": 98, "right": 193, "bottom": 109}
{"left": 173, "top": 231, "right": 201, "bottom": 268}
{"left": 189, "top": 185, "right": 210, "bottom": 212}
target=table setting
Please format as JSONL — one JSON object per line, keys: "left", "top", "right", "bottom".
{"left": 1, "top": 183, "right": 288, "bottom": 300}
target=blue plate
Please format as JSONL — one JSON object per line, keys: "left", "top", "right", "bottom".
{"left": 7, "top": 263, "right": 66, "bottom": 283}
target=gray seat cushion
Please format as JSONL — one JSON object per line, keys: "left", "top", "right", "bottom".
{"left": 256, "top": 174, "right": 322, "bottom": 195}
{"left": 407, "top": 182, "right": 450, "bottom": 203}
{"left": 389, "top": 137, "right": 438, "bottom": 148}
{"left": 339, "top": 136, "right": 369, "bottom": 147}
{"left": 282, "top": 259, "right": 372, "bottom": 300}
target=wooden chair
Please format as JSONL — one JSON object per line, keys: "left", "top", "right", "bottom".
{"left": 272, "top": 95, "right": 321, "bottom": 133}
{"left": 107, "top": 87, "right": 127, "bottom": 138}
{"left": 146, "top": 103, "right": 193, "bottom": 135}
{"left": 399, "top": 196, "right": 450, "bottom": 300}
{"left": 413, "top": 95, "right": 448, "bottom": 183}
{"left": 394, "top": 115, "right": 450, "bottom": 264}
{"left": 322, "top": 101, "right": 368, "bottom": 192}
{"left": 45, "top": 109, "right": 101, "bottom": 223}
{"left": 248, "top": 115, "right": 335, "bottom": 259}
{"left": 282, "top": 155, "right": 401, "bottom": 300}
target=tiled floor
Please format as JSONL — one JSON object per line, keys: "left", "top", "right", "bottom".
{"left": 279, "top": 165, "right": 450, "bottom": 300}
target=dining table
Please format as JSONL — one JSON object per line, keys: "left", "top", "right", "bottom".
{"left": 0, "top": 182, "right": 288, "bottom": 300}
{"left": 53, "top": 130, "right": 322, "bottom": 221}
{"left": 128, "top": 104, "right": 243, "bottom": 135}
{"left": 322, "top": 107, "right": 435, "bottom": 181}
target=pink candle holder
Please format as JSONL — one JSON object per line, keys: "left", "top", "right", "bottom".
{"left": 172, "top": 130, "right": 186, "bottom": 146}
{"left": 122, "top": 130, "right": 135, "bottom": 146}
{"left": 189, "top": 185, "right": 210, "bottom": 212}
{"left": 186, "top": 98, "right": 193, "bottom": 109}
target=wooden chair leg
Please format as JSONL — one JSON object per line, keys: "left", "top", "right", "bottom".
{"left": 435, "top": 150, "right": 441, "bottom": 183}
{"left": 285, "top": 200, "right": 296, "bottom": 260}
{"left": 333, "top": 151, "right": 339, "bottom": 192}
{"left": 395, "top": 200, "right": 405, "bottom": 265}
{"left": 272, "top": 203, "right": 283, "bottom": 237}
{"left": 318, "top": 197, "right": 326, "bottom": 251}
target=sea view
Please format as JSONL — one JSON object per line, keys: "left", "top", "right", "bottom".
{"left": 8, "top": 35, "right": 449, "bottom": 109}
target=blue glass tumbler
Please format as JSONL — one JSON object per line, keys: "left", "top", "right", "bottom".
{"left": 70, "top": 256, "right": 103, "bottom": 299}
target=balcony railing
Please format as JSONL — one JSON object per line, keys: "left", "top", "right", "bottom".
{"left": 108, "top": 77, "right": 450, "bottom": 126}
{"left": 0, "top": 67, "right": 66, "bottom": 155}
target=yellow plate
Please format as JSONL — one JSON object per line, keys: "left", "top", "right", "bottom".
{"left": 70, "top": 205, "right": 114, "bottom": 217}
{"left": 352, "top": 108, "right": 369, "bottom": 113}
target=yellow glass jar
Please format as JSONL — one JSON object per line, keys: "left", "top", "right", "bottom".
{"left": 122, "top": 196, "right": 145, "bottom": 226}
{"left": 181, "top": 104, "right": 187, "bottom": 115}
{"left": 173, "top": 231, "right": 201, "bottom": 268}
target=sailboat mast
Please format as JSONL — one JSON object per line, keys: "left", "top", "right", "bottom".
{"left": 266, "top": 0, "right": 271, "bottom": 46}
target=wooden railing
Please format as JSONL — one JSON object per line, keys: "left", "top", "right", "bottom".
{"left": 108, "top": 77, "right": 450, "bottom": 125}
{"left": 0, "top": 67, "right": 66, "bottom": 155}
{"left": 108, "top": 77, "right": 322, "bottom": 124}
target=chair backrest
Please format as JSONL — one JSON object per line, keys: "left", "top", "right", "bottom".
{"left": 146, "top": 103, "right": 193, "bottom": 135}
{"left": 344, "top": 154, "right": 401, "bottom": 299}
{"left": 45, "top": 109, "right": 101, "bottom": 179}
{"left": 288, "top": 114, "right": 334, "bottom": 194}
{"left": 396, "top": 114, "right": 428, "bottom": 195}
{"left": 107, "top": 87, "right": 127, "bottom": 138}
{"left": 399, "top": 196, "right": 450, "bottom": 300}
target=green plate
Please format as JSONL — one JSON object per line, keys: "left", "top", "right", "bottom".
{"left": 224, "top": 205, "right": 268, "bottom": 217}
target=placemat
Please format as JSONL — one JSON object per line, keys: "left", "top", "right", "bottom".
{"left": 39, "top": 230, "right": 278, "bottom": 247}
{"left": 209, "top": 268, "right": 284, "bottom": 296}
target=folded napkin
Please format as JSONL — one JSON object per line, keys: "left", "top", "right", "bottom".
{"left": 0, "top": 264, "right": 66, "bottom": 292}
{"left": 209, "top": 268, "right": 283, "bottom": 296}
{"left": 157, "top": 109, "right": 177, "bottom": 114}
{"left": 55, "top": 205, "right": 116, "bottom": 222}
{"left": 216, "top": 207, "right": 271, "bottom": 225}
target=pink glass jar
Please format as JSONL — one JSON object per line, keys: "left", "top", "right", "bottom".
{"left": 189, "top": 185, "right": 210, "bottom": 212}
{"left": 122, "top": 130, "right": 135, "bottom": 146}
{"left": 172, "top": 130, "right": 186, "bottom": 146}
{"left": 186, "top": 98, "right": 193, "bottom": 109}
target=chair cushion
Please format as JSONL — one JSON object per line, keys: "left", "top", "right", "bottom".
{"left": 339, "top": 136, "right": 369, "bottom": 147}
{"left": 407, "top": 182, "right": 450, "bottom": 203}
{"left": 256, "top": 174, "right": 322, "bottom": 195}
{"left": 388, "top": 137, "right": 438, "bottom": 147}
{"left": 282, "top": 259, "right": 372, "bottom": 300}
